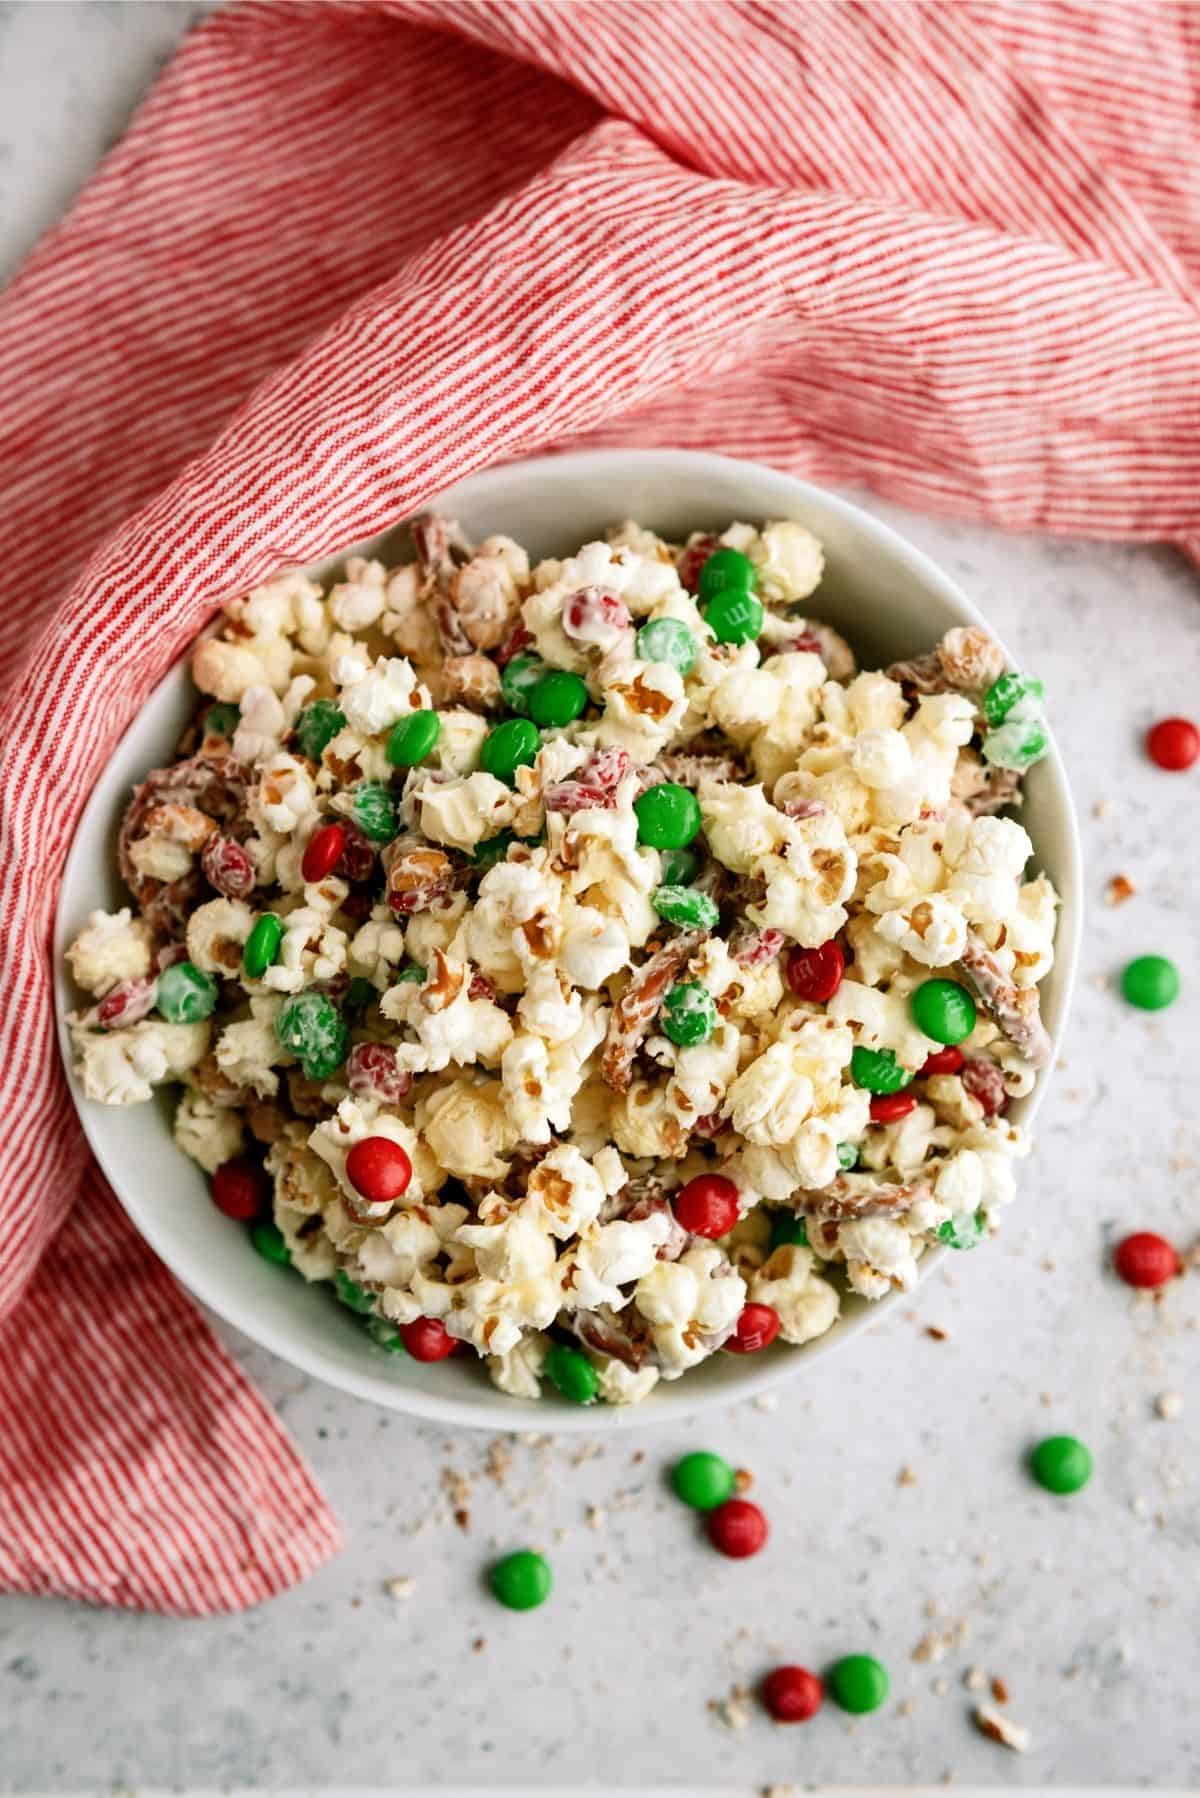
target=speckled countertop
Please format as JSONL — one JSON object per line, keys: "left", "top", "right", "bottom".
{"left": 2, "top": 5, "right": 1198, "bottom": 1793}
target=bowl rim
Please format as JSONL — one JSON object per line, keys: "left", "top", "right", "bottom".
{"left": 54, "top": 448, "right": 1082, "bottom": 1431}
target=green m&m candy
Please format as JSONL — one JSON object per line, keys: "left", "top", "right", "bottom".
{"left": 334, "top": 1269, "right": 375, "bottom": 1314}
{"left": 500, "top": 653, "right": 546, "bottom": 716}
{"left": 275, "top": 990, "right": 348, "bottom": 1080}
{"left": 243, "top": 912, "right": 283, "bottom": 979}
{"left": 490, "top": 1549, "right": 552, "bottom": 1611}
{"left": 769, "top": 1212, "right": 809, "bottom": 1252}
{"left": 1029, "top": 1434, "right": 1093, "bottom": 1495}
{"left": 250, "top": 1220, "right": 291, "bottom": 1266}
{"left": 937, "top": 1209, "right": 985, "bottom": 1250}
{"left": 386, "top": 709, "right": 441, "bottom": 767}
{"left": 201, "top": 701, "right": 240, "bottom": 739}
{"left": 703, "top": 588, "right": 764, "bottom": 646}
{"left": 698, "top": 546, "right": 756, "bottom": 601}
{"left": 352, "top": 782, "right": 398, "bottom": 844}
{"left": 983, "top": 715, "right": 1049, "bottom": 772}
{"left": 527, "top": 670, "right": 589, "bottom": 729}
{"left": 481, "top": 717, "right": 540, "bottom": 784}
{"left": 156, "top": 961, "right": 218, "bottom": 1024}
{"left": 394, "top": 962, "right": 426, "bottom": 984}
{"left": 294, "top": 699, "right": 346, "bottom": 762}
{"left": 652, "top": 885, "right": 719, "bottom": 929}
{"left": 983, "top": 671, "right": 1045, "bottom": 727}
{"left": 670, "top": 1450, "right": 736, "bottom": 1511}
{"left": 1121, "top": 954, "right": 1180, "bottom": 1012}
{"left": 634, "top": 781, "right": 702, "bottom": 849}
{"left": 659, "top": 846, "right": 700, "bottom": 885}
{"left": 836, "top": 1142, "right": 859, "bottom": 1171}
{"left": 828, "top": 1653, "right": 890, "bottom": 1715}
{"left": 637, "top": 617, "right": 696, "bottom": 675}
{"left": 661, "top": 981, "right": 716, "bottom": 1047}
{"left": 343, "top": 976, "right": 376, "bottom": 1015}
{"left": 471, "top": 830, "right": 515, "bottom": 871}
{"left": 364, "top": 1313, "right": 408, "bottom": 1353}
{"left": 910, "top": 978, "right": 976, "bottom": 1046}
{"left": 543, "top": 1342, "right": 598, "bottom": 1405}
{"left": 850, "top": 1045, "right": 913, "bottom": 1094}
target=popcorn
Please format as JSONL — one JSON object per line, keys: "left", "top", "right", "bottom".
{"left": 488, "top": 1331, "right": 550, "bottom": 1400}
{"left": 73, "top": 1019, "right": 210, "bottom": 1105}
{"left": 186, "top": 897, "right": 256, "bottom": 976}
{"left": 339, "top": 655, "right": 431, "bottom": 737}
{"left": 81, "top": 509, "right": 1059, "bottom": 1408}
{"left": 174, "top": 1088, "right": 245, "bottom": 1173}
{"left": 634, "top": 1244, "right": 746, "bottom": 1375}
{"left": 748, "top": 1244, "right": 841, "bottom": 1343}
{"left": 65, "top": 908, "right": 153, "bottom": 996}
{"left": 262, "top": 907, "right": 348, "bottom": 995}
{"left": 418, "top": 771, "right": 518, "bottom": 852}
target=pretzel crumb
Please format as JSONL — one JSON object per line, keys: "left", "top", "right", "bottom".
{"left": 1156, "top": 1391, "right": 1183, "bottom": 1420}
{"left": 897, "top": 1463, "right": 919, "bottom": 1487}
{"left": 974, "top": 1704, "right": 1031, "bottom": 1752}
{"left": 708, "top": 1684, "right": 753, "bottom": 1731}
{"left": 1105, "top": 873, "right": 1135, "bottom": 907}
{"left": 925, "top": 1324, "right": 950, "bottom": 1341}
{"left": 963, "top": 1665, "right": 987, "bottom": 1692}
{"left": 990, "top": 1675, "right": 1010, "bottom": 1704}
{"left": 384, "top": 1575, "right": 415, "bottom": 1600}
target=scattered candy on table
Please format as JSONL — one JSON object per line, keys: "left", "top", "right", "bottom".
{"left": 1145, "top": 715, "right": 1199, "bottom": 771}
{"left": 761, "top": 1664, "right": 824, "bottom": 1723}
{"left": 671, "top": 1451, "right": 737, "bottom": 1511}
{"left": 706, "top": 1497, "right": 768, "bottom": 1558}
{"left": 1120, "top": 954, "right": 1180, "bottom": 1011}
{"left": 489, "top": 1549, "right": 553, "bottom": 1611}
{"left": 827, "top": 1653, "right": 890, "bottom": 1714}
{"left": 1029, "top": 1434, "right": 1093, "bottom": 1495}
{"left": 1113, "top": 1231, "right": 1179, "bottom": 1289}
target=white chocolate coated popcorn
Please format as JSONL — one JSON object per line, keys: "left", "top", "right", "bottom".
{"left": 70, "top": 514, "right": 1059, "bottom": 1407}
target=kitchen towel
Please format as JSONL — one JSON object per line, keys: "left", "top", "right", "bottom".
{"left": 2, "top": 0, "right": 1198, "bottom": 1614}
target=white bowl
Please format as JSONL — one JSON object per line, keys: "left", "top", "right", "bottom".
{"left": 54, "top": 450, "right": 1081, "bottom": 1430}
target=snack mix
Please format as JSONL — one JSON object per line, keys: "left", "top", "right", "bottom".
{"left": 66, "top": 513, "right": 1057, "bottom": 1405}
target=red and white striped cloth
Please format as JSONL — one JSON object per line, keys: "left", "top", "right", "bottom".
{"left": 1, "top": 0, "right": 1197, "bottom": 1615}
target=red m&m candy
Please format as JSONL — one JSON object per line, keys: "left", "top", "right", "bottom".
{"left": 346, "top": 1137, "right": 412, "bottom": 1205}
{"left": 920, "top": 1045, "right": 964, "bottom": 1077}
{"left": 725, "top": 1303, "right": 781, "bottom": 1354}
{"left": 869, "top": 1091, "right": 917, "bottom": 1124}
{"left": 399, "top": 1316, "right": 455, "bottom": 1361}
{"left": 211, "top": 1158, "right": 267, "bottom": 1221}
{"left": 762, "top": 1664, "right": 823, "bottom": 1723}
{"left": 785, "top": 940, "right": 845, "bottom": 1003}
{"left": 674, "top": 1174, "right": 740, "bottom": 1238}
{"left": 301, "top": 821, "right": 347, "bottom": 883}
{"left": 1146, "top": 717, "right": 1199, "bottom": 772}
{"left": 1113, "top": 1231, "right": 1179, "bottom": 1289}
{"left": 707, "top": 1497, "right": 768, "bottom": 1558}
